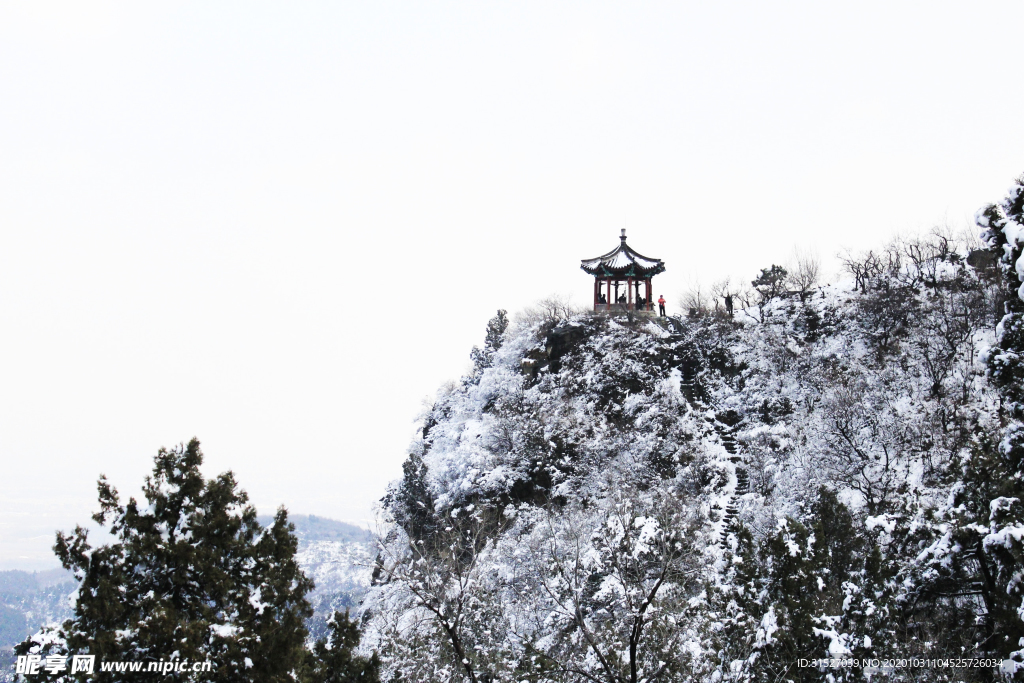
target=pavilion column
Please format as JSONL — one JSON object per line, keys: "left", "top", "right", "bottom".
{"left": 581, "top": 236, "right": 664, "bottom": 314}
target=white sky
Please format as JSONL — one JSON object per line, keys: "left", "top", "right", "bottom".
{"left": 2, "top": 1, "right": 1023, "bottom": 569}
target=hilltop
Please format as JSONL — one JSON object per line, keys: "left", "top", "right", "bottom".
{"left": 362, "top": 197, "right": 1024, "bottom": 683}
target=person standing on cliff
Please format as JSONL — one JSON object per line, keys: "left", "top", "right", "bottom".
{"left": 658, "top": 295, "right": 666, "bottom": 316}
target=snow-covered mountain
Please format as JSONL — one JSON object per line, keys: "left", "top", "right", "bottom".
{"left": 297, "top": 539, "right": 374, "bottom": 596}
{"left": 259, "top": 514, "right": 374, "bottom": 593}
{"left": 0, "top": 570, "right": 75, "bottom": 680}
{"left": 257, "top": 515, "right": 374, "bottom": 641}
{"left": 362, "top": 218, "right": 1024, "bottom": 682}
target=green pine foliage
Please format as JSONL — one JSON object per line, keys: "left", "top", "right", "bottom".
{"left": 16, "top": 439, "right": 317, "bottom": 682}
{"left": 956, "top": 176, "right": 1024, "bottom": 663}
{"left": 752, "top": 265, "right": 789, "bottom": 322}
{"left": 471, "top": 309, "right": 509, "bottom": 374}
{"left": 979, "top": 177, "right": 1024, "bottom": 417}
{"left": 731, "top": 489, "right": 898, "bottom": 683}
{"left": 305, "top": 611, "right": 380, "bottom": 683}
{"left": 380, "top": 450, "right": 438, "bottom": 544}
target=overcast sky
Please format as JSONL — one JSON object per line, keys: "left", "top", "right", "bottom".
{"left": 2, "top": 1, "right": 1024, "bottom": 569}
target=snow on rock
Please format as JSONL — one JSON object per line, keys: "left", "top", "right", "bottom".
{"left": 361, "top": 235, "right": 1021, "bottom": 681}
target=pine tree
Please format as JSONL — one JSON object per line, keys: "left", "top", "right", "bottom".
{"left": 470, "top": 309, "right": 509, "bottom": 373}
{"left": 380, "top": 450, "right": 437, "bottom": 543}
{"left": 963, "top": 176, "right": 1024, "bottom": 661}
{"left": 741, "top": 489, "right": 897, "bottom": 683}
{"left": 304, "top": 611, "right": 380, "bottom": 683}
{"left": 751, "top": 265, "right": 788, "bottom": 322}
{"left": 16, "top": 439, "right": 314, "bottom": 682}
{"left": 979, "top": 176, "right": 1024, "bottom": 417}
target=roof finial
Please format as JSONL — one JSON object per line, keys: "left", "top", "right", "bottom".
{"left": 620, "top": 228, "right": 627, "bottom": 242}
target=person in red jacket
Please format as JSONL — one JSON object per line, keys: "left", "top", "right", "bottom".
{"left": 657, "top": 295, "right": 666, "bottom": 317}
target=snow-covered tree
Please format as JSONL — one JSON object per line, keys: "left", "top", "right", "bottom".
{"left": 517, "top": 484, "right": 709, "bottom": 683}
{"left": 305, "top": 611, "right": 380, "bottom": 683}
{"left": 16, "top": 439, "right": 315, "bottom": 682}
{"left": 717, "top": 489, "right": 898, "bottom": 683}
{"left": 471, "top": 309, "right": 510, "bottom": 374}
{"left": 364, "top": 184, "right": 1024, "bottom": 681}
{"left": 751, "top": 265, "right": 788, "bottom": 322}
{"left": 954, "top": 176, "right": 1024, "bottom": 665}
{"left": 371, "top": 509, "right": 502, "bottom": 683}
{"left": 979, "top": 176, "right": 1024, "bottom": 416}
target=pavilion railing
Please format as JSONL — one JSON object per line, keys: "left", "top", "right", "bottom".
{"left": 594, "top": 302, "right": 655, "bottom": 313}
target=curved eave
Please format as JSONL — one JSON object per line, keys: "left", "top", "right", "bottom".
{"left": 580, "top": 241, "right": 665, "bottom": 278}
{"left": 580, "top": 263, "right": 666, "bottom": 277}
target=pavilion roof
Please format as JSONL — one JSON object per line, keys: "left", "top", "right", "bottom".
{"left": 580, "top": 231, "right": 666, "bottom": 278}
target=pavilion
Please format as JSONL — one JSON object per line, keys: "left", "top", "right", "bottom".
{"left": 581, "top": 230, "right": 666, "bottom": 313}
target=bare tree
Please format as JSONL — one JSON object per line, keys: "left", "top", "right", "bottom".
{"left": 839, "top": 248, "right": 887, "bottom": 293}
{"left": 512, "top": 485, "right": 708, "bottom": 683}
{"left": 787, "top": 247, "right": 821, "bottom": 300}
{"left": 818, "top": 385, "right": 913, "bottom": 516}
{"left": 707, "top": 277, "right": 738, "bottom": 318}
{"left": 679, "top": 278, "right": 711, "bottom": 318}
{"left": 515, "top": 294, "right": 585, "bottom": 329}
{"left": 373, "top": 511, "right": 499, "bottom": 683}
{"left": 704, "top": 276, "right": 760, "bottom": 320}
